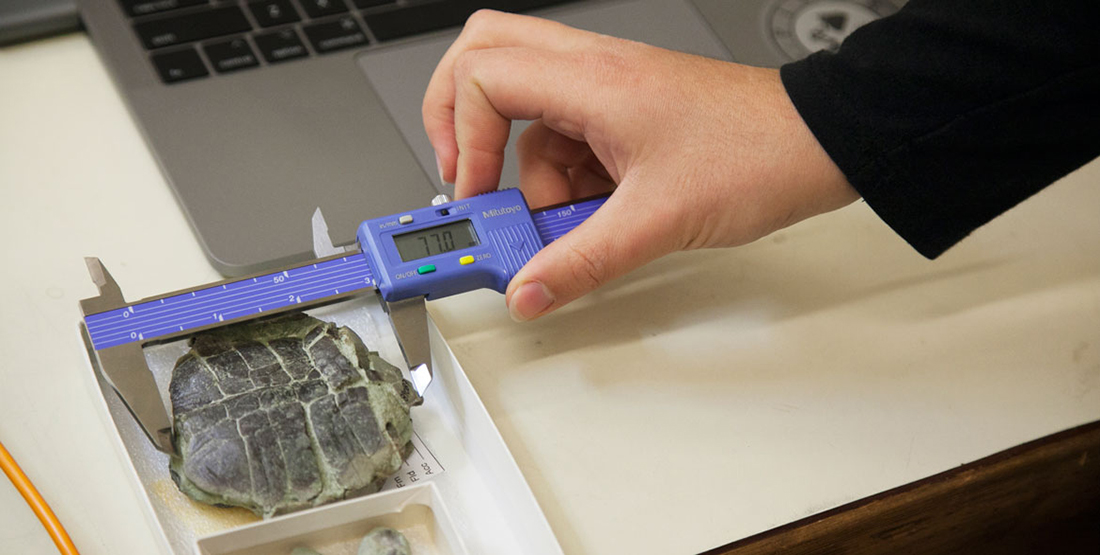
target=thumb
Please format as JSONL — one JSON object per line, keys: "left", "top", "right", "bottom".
{"left": 505, "top": 188, "right": 676, "bottom": 321}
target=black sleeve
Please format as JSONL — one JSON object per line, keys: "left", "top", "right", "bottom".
{"left": 780, "top": 0, "right": 1100, "bottom": 258}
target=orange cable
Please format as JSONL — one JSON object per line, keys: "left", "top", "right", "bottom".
{"left": 0, "top": 440, "right": 80, "bottom": 555}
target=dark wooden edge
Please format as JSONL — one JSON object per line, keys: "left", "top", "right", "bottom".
{"left": 700, "top": 419, "right": 1100, "bottom": 555}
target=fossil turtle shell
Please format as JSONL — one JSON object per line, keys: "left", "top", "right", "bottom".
{"left": 168, "top": 313, "right": 421, "bottom": 518}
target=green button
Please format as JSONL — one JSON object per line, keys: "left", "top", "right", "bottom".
{"left": 417, "top": 264, "right": 436, "bottom": 275}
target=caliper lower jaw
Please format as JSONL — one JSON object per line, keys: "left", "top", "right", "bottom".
{"left": 313, "top": 207, "right": 434, "bottom": 396}
{"left": 380, "top": 294, "right": 433, "bottom": 396}
{"left": 80, "top": 258, "right": 176, "bottom": 455}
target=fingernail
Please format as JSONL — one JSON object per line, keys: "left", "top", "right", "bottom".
{"left": 434, "top": 152, "right": 448, "bottom": 186}
{"left": 508, "top": 281, "right": 555, "bottom": 322}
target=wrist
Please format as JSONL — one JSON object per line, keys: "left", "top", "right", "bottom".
{"left": 770, "top": 67, "right": 860, "bottom": 223}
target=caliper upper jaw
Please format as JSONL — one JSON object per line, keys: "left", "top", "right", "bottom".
{"left": 311, "top": 207, "right": 350, "bottom": 258}
{"left": 80, "top": 258, "right": 176, "bottom": 455}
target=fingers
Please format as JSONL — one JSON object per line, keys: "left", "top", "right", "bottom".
{"left": 451, "top": 57, "right": 512, "bottom": 198}
{"left": 516, "top": 121, "right": 613, "bottom": 208}
{"left": 421, "top": 10, "right": 685, "bottom": 321}
{"left": 450, "top": 45, "right": 602, "bottom": 198}
{"left": 504, "top": 183, "right": 678, "bottom": 321}
{"left": 423, "top": 10, "right": 600, "bottom": 189}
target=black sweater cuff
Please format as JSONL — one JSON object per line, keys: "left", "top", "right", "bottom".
{"left": 779, "top": 0, "right": 1100, "bottom": 258}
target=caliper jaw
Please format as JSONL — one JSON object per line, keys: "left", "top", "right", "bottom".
{"left": 381, "top": 295, "right": 432, "bottom": 395}
{"left": 78, "top": 207, "right": 436, "bottom": 455}
{"left": 312, "top": 208, "right": 433, "bottom": 395}
{"left": 80, "top": 258, "right": 176, "bottom": 455}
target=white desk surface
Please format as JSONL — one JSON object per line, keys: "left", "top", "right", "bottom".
{"left": 2, "top": 33, "right": 1098, "bottom": 555}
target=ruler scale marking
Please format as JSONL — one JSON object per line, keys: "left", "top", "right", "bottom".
{"left": 85, "top": 255, "right": 374, "bottom": 350}
{"left": 85, "top": 257, "right": 369, "bottom": 325}
{"left": 531, "top": 195, "right": 607, "bottom": 244}
{"left": 86, "top": 267, "right": 372, "bottom": 336}
{"left": 88, "top": 282, "right": 374, "bottom": 349}
{"left": 87, "top": 270, "right": 372, "bottom": 339}
{"left": 85, "top": 268, "right": 372, "bottom": 337}
{"left": 88, "top": 273, "right": 372, "bottom": 343}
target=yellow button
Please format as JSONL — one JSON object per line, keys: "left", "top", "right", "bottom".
{"left": 459, "top": 255, "right": 475, "bottom": 265}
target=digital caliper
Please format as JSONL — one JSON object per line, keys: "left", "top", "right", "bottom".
{"left": 80, "top": 189, "right": 607, "bottom": 454}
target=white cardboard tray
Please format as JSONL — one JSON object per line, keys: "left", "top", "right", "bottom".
{"left": 83, "top": 296, "right": 563, "bottom": 555}
{"left": 196, "top": 482, "right": 465, "bottom": 555}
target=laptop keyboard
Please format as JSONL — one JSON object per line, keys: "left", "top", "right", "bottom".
{"left": 123, "top": 0, "right": 576, "bottom": 84}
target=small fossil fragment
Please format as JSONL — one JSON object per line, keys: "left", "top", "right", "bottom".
{"left": 358, "top": 527, "right": 412, "bottom": 555}
{"left": 168, "top": 313, "right": 421, "bottom": 517}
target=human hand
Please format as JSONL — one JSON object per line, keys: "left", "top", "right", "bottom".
{"left": 423, "top": 10, "right": 857, "bottom": 321}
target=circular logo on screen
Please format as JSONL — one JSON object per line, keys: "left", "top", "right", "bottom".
{"left": 769, "top": 0, "right": 901, "bottom": 60}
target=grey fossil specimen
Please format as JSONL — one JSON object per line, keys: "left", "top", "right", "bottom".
{"left": 168, "top": 313, "right": 421, "bottom": 517}
{"left": 358, "top": 527, "right": 412, "bottom": 555}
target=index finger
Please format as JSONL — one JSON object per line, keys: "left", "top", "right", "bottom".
{"left": 422, "top": 10, "right": 599, "bottom": 186}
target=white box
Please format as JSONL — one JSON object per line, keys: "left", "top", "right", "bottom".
{"left": 83, "top": 296, "right": 563, "bottom": 554}
{"left": 195, "top": 483, "right": 463, "bottom": 555}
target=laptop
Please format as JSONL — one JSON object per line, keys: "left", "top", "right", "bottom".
{"left": 78, "top": 0, "right": 903, "bottom": 276}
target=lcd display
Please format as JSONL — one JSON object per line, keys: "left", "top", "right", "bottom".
{"left": 393, "top": 219, "right": 480, "bottom": 262}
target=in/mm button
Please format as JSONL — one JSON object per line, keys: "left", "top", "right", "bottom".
{"left": 417, "top": 264, "right": 436, "bottom": 275}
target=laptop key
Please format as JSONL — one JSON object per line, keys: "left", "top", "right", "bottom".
{"left": 248, "top": 0, "right": 301, "bottom": 28}
{"left": 303, "top": 15, "right": 368, "bottom": 53}
{"left": 253, "top": 27, "right": 309, "bottom": 63}
{"left": 298, "top": 0, "right": 349, "bottom": 19}
{"left": 133, "top": 6, "right": 252, "bottom": 50}
{"left": 203, "top": 37, "right": 260, "bottom": 73}
{"left": 150, "top": 47, "right": 209, "bottom": 83}
{"left": 119, "top": 0, "right": 207, "bottom": 19}
{"left": 352, "top": 0, "right": 397, "bottom": 9}
{"left": 363, "top": 1, "right": 471, "bottom": 42}
{"left": 363, "top": 0, "right": 572, "bottom": 42}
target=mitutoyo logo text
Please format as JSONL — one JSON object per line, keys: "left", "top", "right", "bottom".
{"left": 482, "top": 205, "right": 523, "bottom": 219}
